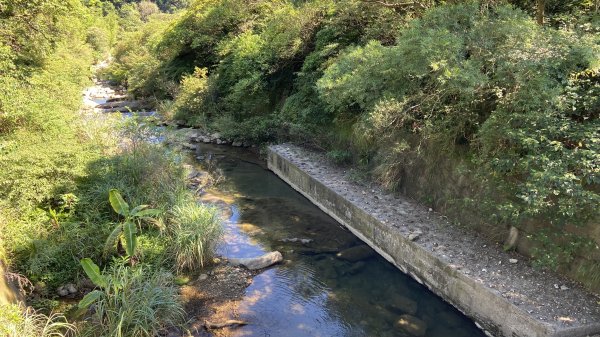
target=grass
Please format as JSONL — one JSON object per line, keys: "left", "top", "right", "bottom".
{"left": 80, "top": 263, "right": 184, "bottom": 337}
{"left": 169, "top": 201, "right": 223, "bottom": 273}
{"left": 0, "top": 303, "right": 75, "bottom": 337}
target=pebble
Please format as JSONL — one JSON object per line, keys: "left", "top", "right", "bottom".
{"left": 560, "top": 285, "right": 569, "bottom": 291}
{"left": 509, "top": 259, "right": 518, "bottom": 264}
{"left": 198, "top": 273, "right": 209, "bottom": 281}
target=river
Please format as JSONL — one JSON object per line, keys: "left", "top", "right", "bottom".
{"left": 85, "top": 79, "right": 485, "bottom": 337}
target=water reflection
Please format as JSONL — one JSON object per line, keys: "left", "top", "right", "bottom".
{"left": 194, "top": 144, "right": 485, "bottom": 337}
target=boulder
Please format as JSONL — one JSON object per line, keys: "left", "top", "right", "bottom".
{"left": 336, "top": 245, "right": 375, "bottom": 262}
{"left": 395, "top": 315, "right": 427, "bottom": 336}
{"left": 57, "top": 286, "right": 69, "bottom": 297}
{"left": 66, "top": 283, "right": 77, "bottom": 294}
{"left": 228, "top": 251, "right": 283, "bottom": 270}
{"left": 183, "top": 143, "right": 197, "bottom": 150}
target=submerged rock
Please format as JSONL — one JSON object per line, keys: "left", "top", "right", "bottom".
{"left": 395, "top": 314, "right": 427, "bottom": 336}
{"left": 228, "top": 251, "right": 283, "bottom": 270}
{"left": 336, "top": 245, "right": 375, "bottom": 262}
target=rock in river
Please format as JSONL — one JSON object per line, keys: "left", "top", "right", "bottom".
{"left": 336, "top": 245, "right": 375, "bottom": 262}
{"left": 395, "top": 314, "right": 427, "bottom": 336}
{"left": 228, "top": 251, "right": 283, "bottom": 270}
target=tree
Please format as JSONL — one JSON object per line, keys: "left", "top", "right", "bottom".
{"left": 536, "top": 0, "right": 545, "bottom": 24}
{"left": 138, "top": 1, "right": 160, "bottom": 21}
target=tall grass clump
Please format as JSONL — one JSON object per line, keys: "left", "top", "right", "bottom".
{"left": 170, "top": 202, "right": 222, "bottom": 273}
{"left": 0, "top": 303, "right": 75, "bottom": 337}
{"left": 82, "top": 263, "right": 184, "bottom": 337}
{"left": 78, "top": 143, "right": 188, "bottom": 220}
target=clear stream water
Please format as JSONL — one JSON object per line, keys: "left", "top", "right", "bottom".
{"left": 190, "top": 143, "right": 486, "bottom": 337}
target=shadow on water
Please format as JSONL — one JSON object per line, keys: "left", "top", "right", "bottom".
{"left": 192, "top": 143, "right": 486, "bottom": 337}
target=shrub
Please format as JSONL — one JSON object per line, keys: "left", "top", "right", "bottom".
{"left": 171, "top": 67, "right": 211, "bottom": 125}
{"left": 317, "top": 2, "right": 599, "bottom": 269}
{"left": 169, "top": 201, "right": 222, "bottom": 273}
{"left": 327, "top": 150, "right": 353, "bottom": 165}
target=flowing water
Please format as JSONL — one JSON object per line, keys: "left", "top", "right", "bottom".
{"left": 191, "top": 143, "right": 486, "bottom": 337}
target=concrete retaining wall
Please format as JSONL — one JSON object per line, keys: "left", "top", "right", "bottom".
{"left": 268, "top": 145, "right": 600, "bottom": 337}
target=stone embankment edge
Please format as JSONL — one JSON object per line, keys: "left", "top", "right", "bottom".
{"left": 267, "top": 146, "right": 600, "bottom": 337}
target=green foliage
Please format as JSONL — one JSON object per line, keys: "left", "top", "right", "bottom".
{"left": 529, "top": 231, "right": 596, "bottom": 270}
{"left": 102, "top": 12, "right": 177, "bottom": 97}
{"left": 0, "top": 303, "right": 75, "bottom": 337}
{"left": 169, "top": 201, "right": 222, "bottom": 273}
{"left": 319, "top": 2, "right": 599, "bottom": 226}
{"left": 315, "top": 2, "right": 600, "bottom": 270}
{"left": 80, "top": 258, "right": 107, "bottom": 289}
{"left": 170, "top": 67, "right": 211, "bottom": 124}
{"left": 327, "top": 150, "right": 353, "bottom": 165}
{"left": 0, "top": 0, "right": 86, "bottom": 71}
{"left": 0, "top": 0, "right": 119, "bottom": 289}
{"left": 104, "top": 189, "right": 161, "bottom": 258}
{"left": 78, "top": 262, "right": 184, "bottom": 337}
{"left": 155, "top": 0, "right": 271, "bottom": 73}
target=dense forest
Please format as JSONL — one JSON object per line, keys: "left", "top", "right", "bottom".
{"left": 0, "top": 0, "right": 598, "bottom": 336}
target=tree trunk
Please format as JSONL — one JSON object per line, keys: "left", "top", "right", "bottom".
{"left": 536, "top": 0, "right": 545, "bottom": 25}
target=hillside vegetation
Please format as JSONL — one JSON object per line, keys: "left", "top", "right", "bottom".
{"left": 104, "top": 0, "right": 600, "bottom": 291}
{"left": 1, "top": 1, "right": 220, "bottom": 335}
